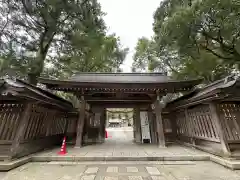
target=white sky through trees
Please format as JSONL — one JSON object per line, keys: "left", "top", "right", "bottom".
{"left": 99, "top": 0, "right": 162, "bottom": 72}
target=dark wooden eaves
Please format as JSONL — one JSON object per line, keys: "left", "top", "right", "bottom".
{"left": 166, "top": 75, "right": 240, "bottom": 110}
{"left": 0, "top": 78, "right": 73, "bottom": 111}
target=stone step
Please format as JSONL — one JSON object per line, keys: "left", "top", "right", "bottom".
{"left": 0, "top": 156, "right": 31, "bottom": 171}
{"left": 31, "top": 155, "right": 210, "bottom": 162}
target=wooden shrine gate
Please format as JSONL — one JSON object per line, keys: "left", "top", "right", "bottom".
{"left": 39, "top": 72, "right": 201, "bottom": 148}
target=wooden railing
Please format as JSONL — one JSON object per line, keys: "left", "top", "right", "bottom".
{"left": 0, "top": 102, "right": 78, "bottom": 160}
{"left": 218, "top": 103, "right": 240, "bottom": 142}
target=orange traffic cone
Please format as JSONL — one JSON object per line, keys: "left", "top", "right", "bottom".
{"left": 105, "top": 130, "right": 108, "bottom": 138}
{"left": 58, "top": 136, "right": 67, "bottom": 155}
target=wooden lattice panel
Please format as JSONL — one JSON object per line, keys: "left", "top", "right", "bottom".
{"left": 187, "top": 104, "right": 219, "bottom": 142}
{"left": 0, "top": 104, "right": 23, "bottom": 140}
{"left": 67, "top": 115, "right": 78, "bottom": 133}
{"left": 23, "top": 105, "right": 50, "bottom": 140}
{"left": 175, "top": 104, "right": 220, "bottom": 142}
{"left": 49, "top": 113, "right": 67, "bottom": 136}
{"left": 176, "top": 110, "right": 188, "bottom": 136}
{"left": 218, "top": 103, "right": 240, "bottom": 142}
{"left": 163, "top": 118, "right": 172, "bottom": 133}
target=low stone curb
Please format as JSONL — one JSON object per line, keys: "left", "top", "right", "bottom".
{"left": 0, "top": 154, "right": 240, "bottom": 171}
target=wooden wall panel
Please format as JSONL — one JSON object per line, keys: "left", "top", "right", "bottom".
{"left": 175, "top": 105, "right": 220, "bottom": 143}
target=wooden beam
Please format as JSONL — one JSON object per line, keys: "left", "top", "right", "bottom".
{"left": 75, "top": 96, "right": 86, "bottom": 148}
{"left": 86, "top": 99, "right": 152, "bottom": 102}
{"left": 10, "top": 103, "right": 32, "bottom": 158}
{"left": 89, "top": 102, "right": 151, "bottom": 108}
{"left": 84, "top": 95, "right": 152, "bottom": 102}
{"left": 80, "top": 90, "right": 158, "bottom": 95}
{"left": 154, "top": 98, "right": 166, "bottom": 147}
{"left": 209, "top": 103, "right": 231, "bottom": 156}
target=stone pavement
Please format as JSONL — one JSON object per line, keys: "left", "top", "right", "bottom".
{"left": 3, "top": 127, "right": 240, "bottom": 174}
{"left": 2, "top": 161, "right": 240, "bottom": 180}
{"left": 32, "top": 127, "right": 209, "bottom": 161}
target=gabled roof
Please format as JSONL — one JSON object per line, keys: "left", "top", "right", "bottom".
{"left": 39, "top": 73, "right": 202, "bottom": 93}
{"left": 166, "top": 75, "right": 240, "bottom": 109}
{"left": 69, "top": 72, "right": 170, "bottom": 83}
{"left": 0, "top": 78, "right": 73, "bottom": 110}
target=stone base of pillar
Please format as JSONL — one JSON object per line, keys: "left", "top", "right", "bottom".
{"left": 83, "top": 135, "right": 104, "bottom": 144}
{"left": 135, "top": 133, "right": 141, "bottom": 144}
{"left": 83, "top": 135, "right": 89, "bottom": 144}
{"left": 97, "top": 134, "right": 104, "bottom": 143}
{"left": 158, "top": 144, "right": 167, "bottom": 148}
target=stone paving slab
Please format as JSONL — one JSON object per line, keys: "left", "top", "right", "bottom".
{"left": 2, "top": 161, "right": 240, "bottom": 180}
{"left": 31, "top": 141, "right": 210, "bottom": 163}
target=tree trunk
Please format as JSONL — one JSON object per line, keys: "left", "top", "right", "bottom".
{"left": 28, "top": 50, "right": 45, "bottom": 85}
{"left": 28, "top": 73, "right": 39, "bottom": 85}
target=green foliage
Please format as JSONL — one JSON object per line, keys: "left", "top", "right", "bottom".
{"left": 132, "top": 0, "right": 239, "bottom": 83}
{"left": 131, "top": 37, "right": 168, "bottom": 73}
{"left": 52, "top": 33, "right": 128, "bottom": 78}
{"left": 154, "top": 0, "right": 240, "bottom": 68}
{"left": 0, "top": 0, "right": 128, "bottom": 83}
{"left": 171, "top": 51, "right": 232, "bottom": 82}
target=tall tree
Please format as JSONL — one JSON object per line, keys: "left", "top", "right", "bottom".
{"left": 132, "top": 0, "right": 238, "bottom": 82}
{"left": 0, "top": 0, "right": 127, "bottom": 83}
{"left": 132, "top": 37, "right": 232, "bottom": 82}
{"left": 153, "top": 0, "right": 239, "bottom": 73}
{"left": 48, "top": 33, "right": 128, "bottom": 79}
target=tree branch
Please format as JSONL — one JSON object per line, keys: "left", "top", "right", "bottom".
{"left": 21, "top": 0, "right": 44, "bottom": 28}
{"left": 200, "top": 44, "right": 232, "bottom": 60}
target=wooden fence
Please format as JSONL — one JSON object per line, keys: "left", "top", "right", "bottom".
{"left": 165, "top": 76, "right": 240, "bottom": 157}
{"left": 0, "top": 102, "right": 78, "bottom": 160}
{"left": 175, "top": 105, "right": 219, "bottom": 142}
{"left": 0, "top": 79, "right": 78, "bottom": 160}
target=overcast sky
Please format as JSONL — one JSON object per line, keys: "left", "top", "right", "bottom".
{"left": 99, "top": 0, "right": 161, "bottom": 72}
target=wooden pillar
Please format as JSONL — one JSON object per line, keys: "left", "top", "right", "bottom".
{"left": 98, "top": 109, "right": 105, "bottom": 143}
{"left": 148, "top": 107, "right": 156, "bottom": 144}
{"left": 169, "top": 112, "right": 178, "bottom": 142}
{"left": 135, "top": 107, "right": 141, "bottom": 143}
{"left": 133, "top": 109, "right": 136, "bottom": 141}
{"left": 154, "top": 98, "right": 166, "bottom": 147}
{"left": 102, "top": 108, "right": 106, "bottom": 142}
{"left": 84, "top": 105, "right": 93, "bottom": 144}
{"left": 10, "top": 103, "right": 32, "bottom": 158}
{"left": 209, "top": 103, "right": 231, "bottom": 156}
{"left": 64, "top": 114, "right": 69, "bottom": 136}
{"left": 75, "top": 96, "right": 86, "bottom": 148}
